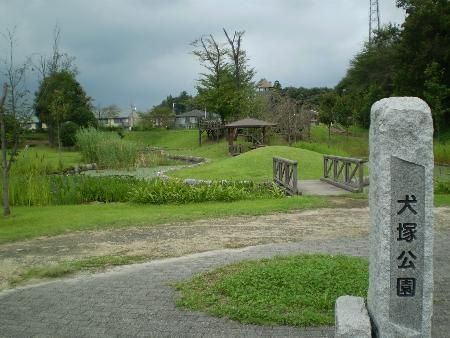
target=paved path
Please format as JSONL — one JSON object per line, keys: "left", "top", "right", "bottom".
{"left": 0, "top": 231, "right": 449, "bottom": 338}
{"left": 297, "top": 180, "right": 351, "bottom": 196}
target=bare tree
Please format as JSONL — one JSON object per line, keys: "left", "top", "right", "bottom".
{"left": 271, "top": 94, "right": 310, "bottom": 146}
{"left": 29, "top": 24, "right": 77, "bottom": 81}
{"left": 223, "top": 29, "right": 245, "bottom": 84}
{"left": 191, "top": 34, "right": 227, "bottom": 86}
{"left": 0, "top": 83, "right": 10, "bottom": 216}
{"left": 1, "top": 29, "right": 31, "bottom": 216}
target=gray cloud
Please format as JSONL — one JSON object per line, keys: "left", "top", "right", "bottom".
{"left": 0, "top": 0, "right": 405, "bottom": 112}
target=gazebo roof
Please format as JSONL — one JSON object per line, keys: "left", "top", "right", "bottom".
{"left": 256, "top": 79, "right": 273, "bottom": 88}
{"left": 225, "top": 118, "right": 276, "bottom": 128}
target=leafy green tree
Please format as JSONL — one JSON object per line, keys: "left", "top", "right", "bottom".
{"left": 424, "top": 62, "right": 450, "bottom": 139}
{"left": 49, "top": 89, "right": 70, "bottom": 149}
{"left": 282, "top": 86, "right": 333, "bottom": 110}
{"left": 192, "top": 30, "right": 255, "bottom": 122}
{"left": 334, "top": 95, "right": 353, "bottom": 135}
{"left": 34, "top": 70, "right": 96, "bottom": 146}
{"left": 273, "top": 80, "right": 282, "bottom": 92}
{"left": 139, "top": 106, "right": 175, "bottom": 129}
{"left": 319, "top": 92, "right": 338, "bottom": 142}
{"left": 156, "top": 91, "right": 195, "bottom": 114}
{"left": 336, "top": 25, "right": 401, "bottom": 127}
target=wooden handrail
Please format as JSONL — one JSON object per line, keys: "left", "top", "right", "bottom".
{"left": 273, "top": 157, "right": 299, "bottom": 195}
{"left": 321, "top": 155, "right": 368, "bottom": 193}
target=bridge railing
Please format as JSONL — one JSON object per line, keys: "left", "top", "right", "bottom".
{"left": 273, "top": 157, "right": 299, "bottom": 195}
{"left": 321, "top": 155, "right": 368, "bottom": 192}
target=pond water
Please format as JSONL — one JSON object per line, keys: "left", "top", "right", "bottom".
{"left": 81, "top": 165, "right": 185, "bottom": 180}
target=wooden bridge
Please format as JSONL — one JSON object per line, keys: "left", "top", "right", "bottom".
{"left": 273, "top": 155, "right": 368, "bottom": 196}
{"left": 320, "top": 155, "right": 368, "bottom": 193}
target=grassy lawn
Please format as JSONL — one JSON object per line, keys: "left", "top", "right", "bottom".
{"left": 126, "top": 129, "right": 230, "bottom": 160}
{"left": 0, "top": 196, "right": 327, "bottom": 244}
{"left": 294, "top": 124, "right": 369, "bottom": 158}
{"left": 435, "top": 194, "right": 450, "bottom": 207}
{"left": 175, "top": 254, "right": 368, "bottom": 327}
{"left": 126, "top": 129, "right": 200, "bottom": 149}
{"left": 171, "top": 146, "right": 324, "bottom": 181}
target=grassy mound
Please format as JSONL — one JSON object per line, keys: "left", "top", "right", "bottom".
{"left": 170, "top": 146, "right": 323, "bottom": 181}
{"left": 176, "top": 254, "right": 368, "bottom": 327}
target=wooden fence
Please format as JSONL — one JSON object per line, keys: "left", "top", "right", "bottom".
{"left": 273, "top": 157, "right": 299, "bottom": 195}
{"left": 321, "top": 155, "right": 368, "bottom": 192}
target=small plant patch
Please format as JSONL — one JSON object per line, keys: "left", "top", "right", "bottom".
{"left": 9, "top": 255, "right": 146, "bottom": 286}
{"left": 129, "top": 179, "right": 284, "bottom": 204}
{"left": 175, "top": 254, "right": 368, "bottom": 327}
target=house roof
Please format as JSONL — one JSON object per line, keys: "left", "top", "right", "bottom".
{"left": 256, "top": 78, "right": 273, "bottom": 88}
{"left": 176, "top": 109, "right": 219, "bottom": 118}
{"left": 225, "top": 118, "right": 276, "bottom": 128}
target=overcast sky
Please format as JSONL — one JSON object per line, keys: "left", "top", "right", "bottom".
{"left": 0, "top": 0, "right": 405, "bottom": 113}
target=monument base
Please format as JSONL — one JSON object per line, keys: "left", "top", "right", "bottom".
{"left": 335, "top": 296, "right": 371, "bottom": 338}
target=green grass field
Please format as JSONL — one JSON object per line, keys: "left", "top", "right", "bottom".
{"left": 294, "top": 125, "right": 369, "bottom": 157}
{"left": 0, "top": 196, "right": 327, "bottom": 243}
{"left": 176, "top": 254, "right": 368, "bottom": 326}
{"left": 171, "top": 146, "right": 323, "bottom": 181}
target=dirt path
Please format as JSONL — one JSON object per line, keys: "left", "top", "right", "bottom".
{"left": 1, "top": 206, "right": 450, "bottom": 290}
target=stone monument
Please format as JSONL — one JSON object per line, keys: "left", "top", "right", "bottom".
{"left": 368, "top": 97, "right": 433, "bottom": 337}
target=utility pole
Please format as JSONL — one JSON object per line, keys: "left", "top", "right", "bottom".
{"left": 369, "top": 0, "right": 380, "bottom": 43}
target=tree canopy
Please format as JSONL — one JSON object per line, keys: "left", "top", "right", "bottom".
{"left": 34, "top": 70, "right": 96, "bottom": 145}
{"left": 335, "top": 0, "right": 450, "bottom": 132}
{"left": 192, "top": 29, "right": 255, "bottom": 122}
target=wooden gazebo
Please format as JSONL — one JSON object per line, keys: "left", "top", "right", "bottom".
{"left": 225, "top": 118, "right": 276, "bottom": 155}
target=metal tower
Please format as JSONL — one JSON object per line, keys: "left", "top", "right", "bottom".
{"left": 369, "top": 0, "right": 380, "bottom": 43}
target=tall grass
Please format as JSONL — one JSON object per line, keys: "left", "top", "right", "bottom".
{"left": 434, "top": 142, "right": 450, "bottom": 165}
{"left": 6, "top": 175, "right": 283, "bottom": 207}
{"left": 76, "top": 128, "right": 140, "bottom": 169}
{"left": 7, "top": 176, "right": 140, "bottom": 206}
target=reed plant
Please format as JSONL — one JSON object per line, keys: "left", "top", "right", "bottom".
{"left": 6, "top": 175, "right": 141, "bottom": 206}
{"left": 76, "top": 128, "right": 140, "bottom": 169}
{"left": 5, "top": 175, "right": 282, "bottom": 207}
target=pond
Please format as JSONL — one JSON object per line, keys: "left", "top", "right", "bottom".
{"left": 81, "top": 165, "right": 186, "bottom": 180}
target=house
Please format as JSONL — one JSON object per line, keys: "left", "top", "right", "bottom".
{"left": 25, "top": 115, "right": 47, "bottom": 130}
{"left": 175, "top": 109, "right": 220, "bottom": 129}
{"left": 256, "top": 78, "right": 274, "bottom": 92}
{"left": 97, "top": 111, "right": 140, "bottom": 130}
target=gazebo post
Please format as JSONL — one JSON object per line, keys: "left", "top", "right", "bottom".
{"left": 227, "top": 127, "right": 233, "bottom": 146}
{"left": 224, "top": 118, "right": 277, "bottom": 153}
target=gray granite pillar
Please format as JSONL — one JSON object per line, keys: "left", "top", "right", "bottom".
{"left": 368, "top": 97, "right": 433, "bottom": 338}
